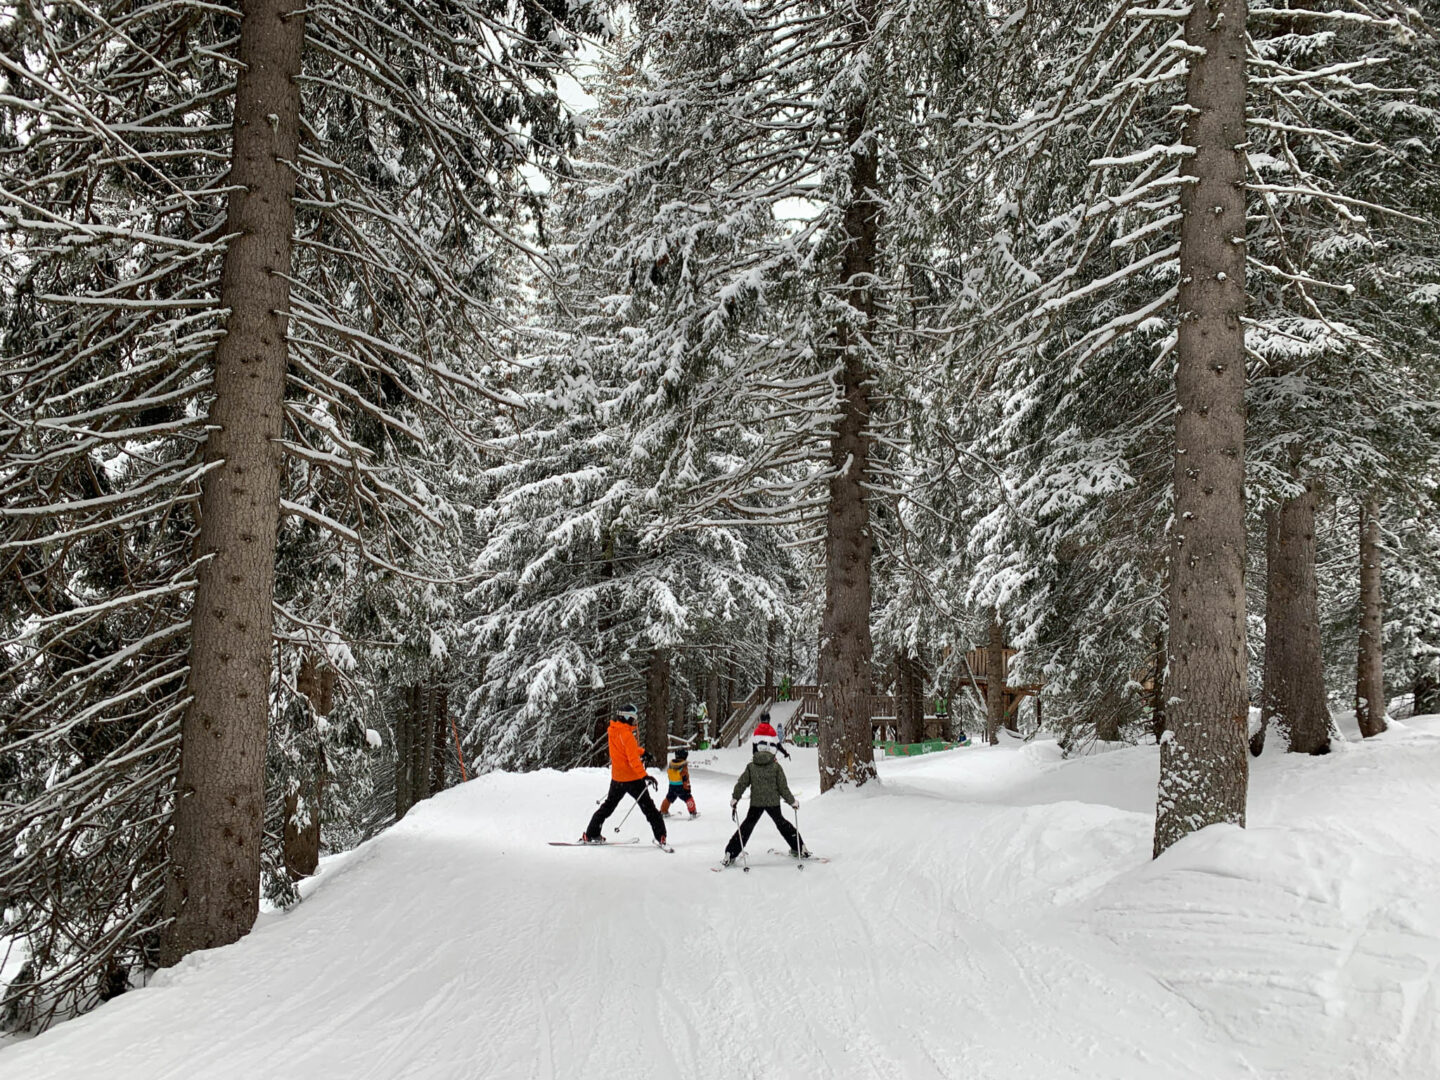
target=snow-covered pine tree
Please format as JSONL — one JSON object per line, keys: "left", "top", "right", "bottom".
{"left": 533, "top": 0, "right": 995, "bottom": 789}
{"left": 950, "top": 0, "right": 1434, "bottom": 853}
{"left": 2, "top": 0, "right": 600, "bottom": 1023}
{"left": 2, "top": 2, "right": 237, "bottom": 1027}
{"left": 1243, "top": 2, "right": 1440, "bottom": 754}
{"left": 461, "top": 320, "right": 807, "bottom": 769}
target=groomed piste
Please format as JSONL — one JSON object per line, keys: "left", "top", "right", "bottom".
{"left": 5, "top": 715, "right": 1438, "bottom": 1080}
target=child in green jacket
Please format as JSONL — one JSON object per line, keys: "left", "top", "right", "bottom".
{"left": 722, "top": 722, "right": 807, "bottom": 865}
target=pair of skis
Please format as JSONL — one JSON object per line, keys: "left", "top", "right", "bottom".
{"left": 710, "top": 850, "right": 829, "bottom": 873}
{"left": 547, "top": 840, "right": 829, "bottom": 866}
{"left": 549, "top": 838, "right": 675, "bottom": 853}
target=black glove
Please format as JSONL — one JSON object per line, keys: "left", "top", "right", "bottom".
{"left": 645, "top": 775, "right": 658, "bottom": 790}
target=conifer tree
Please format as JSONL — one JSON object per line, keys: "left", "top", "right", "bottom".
{"left": 2, "top": 0, "right": 599, "bottom": 1022}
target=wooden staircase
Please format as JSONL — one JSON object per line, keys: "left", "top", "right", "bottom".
{"left": 717, "top": 686, "right": 768, "bottom": 747}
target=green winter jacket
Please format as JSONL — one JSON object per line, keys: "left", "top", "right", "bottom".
{"left": 732, "top": 751, "right": 795, "bottom": 809}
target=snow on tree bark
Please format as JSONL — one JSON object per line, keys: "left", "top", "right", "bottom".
{"left": 1153, "top": 0, "right": 1250, "bottom": 859}
{"left": 1256, "top": 483, "right": 1331, "bottom": 757}
{"left": 819, "top": 87, "right": 880, "bottom": 794}
{"left": 161, "top": 0, "right": 305, "bottom": 966}
{"left": 985, "top": 617, "right": 1006, "bottom": 746}
{"left": 1355, "top": 498, "right": 1388, "bottom": 738}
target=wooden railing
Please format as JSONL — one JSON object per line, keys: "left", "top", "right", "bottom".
{"left": 718, "top": 685, "right": 768, "bottom": 747}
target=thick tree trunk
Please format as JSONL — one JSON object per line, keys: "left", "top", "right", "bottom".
{"left": 160, "top": 0, "right": 304, "bottom": 966}
{"left": 1154, "top": 0, "right": 1250, "bottom": 858}
{"left": 1258, "top": 484, "right": 1331, "bottom": 756}
{"left": 985, "top": 618, "right": 1006, "bottom": 745}
{"left": 818, "top": 84, "right": 879, "bottom": 793}
{"left": 645, "top": 649, "right": 670, "bottom": 766}
{"left": 1355, "top": 498, "right": 1387, "bottom": 737}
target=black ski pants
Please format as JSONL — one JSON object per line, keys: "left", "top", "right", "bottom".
{"left": 586, "top": 778, "right": 667, "bottom": 842}
{"left": 725, "top": 804, "right": 801, "bottom": 858}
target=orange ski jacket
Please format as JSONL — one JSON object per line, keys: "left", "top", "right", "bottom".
{"left": 608, "top": 720, "right": 647, "bottom": 782}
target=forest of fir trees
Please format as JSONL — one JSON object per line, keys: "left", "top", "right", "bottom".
{"left": 2, "top": 0, "right": 1438, "bottom": 1031}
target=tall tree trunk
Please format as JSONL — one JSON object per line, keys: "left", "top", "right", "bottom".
{"left": 417, "top": 685, "right": 432, "bottom": 806}
{"left": 430, "top": 685, "right": 449, "bottom": 793}
{"left": 160, "top": 0, "right": 304, "bottom": 966}
{"left": 395, "top": 685, "right": 416, "bottom": 819}
{"left": 895, "top": 654, "right": 912, "bottom": 744}
{"left": 589, "top": 698, "right": 609, "bottom": 768}
{"left": 1154, "top": 0, "right": 1250, "bottom": 858}
{"left": 412, "top": 684, "right": 434, "bottom": 804}
{"left": 985, "top": 617, "right": 1006, "bottom": 745}
{"left": 1355, "top": 498, "right": 1387, "bottom": 737}
{"left": 1151, "top": 631, "right": 1167, "bottom": 741}
{"left": 672, "top": 663, "right": 686, "bottom": 741}
{"left": 284, "top": 654, "right": 325, "bottom": 880}
{"left": 818, "top": 85, "right": 879, "bottom": 792}
{"left": 724, "top": 654, "right": 736, "bottom": 745}
{"left": 903, "top": 653, "right": 926, "bottom": 743}
{"left": 1258, "top": 483, "right": 1331, "bottom": 756}
{"left": 283, "top": 746, "right": 325, "bottom": 880}
{"left": 645, "top": 649, "right": 670, "bottom": 766}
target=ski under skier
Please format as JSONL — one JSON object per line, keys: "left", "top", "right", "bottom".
{"left": 660, "top": 748, "right": 698, "bottom": 818}
{"left": 722, "top": 721, "right": 807, "bottom": 866}
{"left": 580, "top": 704, "right": 668, "bottom": 847}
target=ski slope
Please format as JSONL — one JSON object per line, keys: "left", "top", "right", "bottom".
{"left": 6, "top": 718, "right": 1440, "bottom": 1080}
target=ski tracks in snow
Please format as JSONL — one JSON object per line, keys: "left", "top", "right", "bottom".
{"left": 8, "top": 736, "right": 1440, "bottom": 1079}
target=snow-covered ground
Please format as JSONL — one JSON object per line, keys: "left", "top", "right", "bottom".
{"left": 6, "top": 717, "right": 1439, "bottom": 1080}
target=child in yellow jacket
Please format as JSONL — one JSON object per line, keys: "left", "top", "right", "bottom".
{"left": 660, "top": 748, "right": 698, "bottom": 818}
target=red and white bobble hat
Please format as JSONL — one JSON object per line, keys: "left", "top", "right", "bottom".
{"left": 751, "top": 721, "right": 779, "bottom": 754}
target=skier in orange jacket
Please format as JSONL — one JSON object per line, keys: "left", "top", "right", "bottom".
{"left": 580, "top": 704, "right": 668, "bottom": 846}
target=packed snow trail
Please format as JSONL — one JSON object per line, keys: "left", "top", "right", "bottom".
{"left": 6, "top": 720, "right": 1440, "bottom": 1080}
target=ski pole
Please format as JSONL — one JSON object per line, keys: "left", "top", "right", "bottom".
{"left": 614, "top": 794, "right": 640, "bottom": 833}
{"left": 735, "top": 799, "right": 752, "bottom": 872}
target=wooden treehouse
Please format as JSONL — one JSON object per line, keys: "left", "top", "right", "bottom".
{"left": 961, "top": 645, "right": 1042, "bottom": 730}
